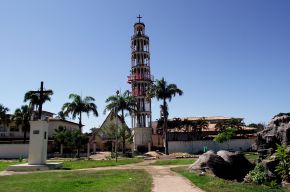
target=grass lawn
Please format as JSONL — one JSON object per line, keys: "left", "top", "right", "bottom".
{"left": 62, "top": 158, "right": 143, "bottom": 169}
{"left": 0, "top": 161, "right": 23, "bottom": 171}
{"left": 151, "top": 158, "right": 196, "bottom": 165}
{"left": 243, "top": 152, "right": 259, "bottom": 161}
{"left": 0, "top": 169, "right": 152, "bottom": 192}
{"left": 172, "top": 167, "right": 289, "bottom": 192}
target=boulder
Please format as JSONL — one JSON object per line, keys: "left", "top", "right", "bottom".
{"left": 261, "top": 159, "right": 281, "bottom": 182}
{"left": 189, "top": 150, "right": 254, "bottom": 181}
{"left": 217, "top": 150, "right": 254, "bottom": 180}
{"left": 257, "top": 113, "right": 290, "bottom": 150}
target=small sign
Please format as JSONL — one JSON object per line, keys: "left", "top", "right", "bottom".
{"left": 33, "top": 130, "right": 39, "bottom": 134}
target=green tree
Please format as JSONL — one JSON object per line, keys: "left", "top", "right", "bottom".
{"left": 162, "top": 117, "right": 208, "bottom": 140}
{"left": 248, "top": 123, "right": 265, "bottom": 132}
{"left": 215, "top": 118, "right": 245, "bottom": 132}
{"left": 213, "top": 127, "right": 236, "bottom": 149}
{"left": 64, "top": 129, "right": 88, "bottom": 158}
{"left": 53, "top": 126, "right": 67, "bottom": 155}
{"left": 62, "top": 93, "right": 98, "bottom": 132}
{"left": 118, "top": 124, "right": 133, "bottom": 154}
{"left": 104, "top": 90, "right": 136, "bottom": 154}
{"left": 193, "top": 118, "right": 209, "bottom": 139}
{"left": 57, "top": 111, "right": 66, "bottom": 120}
{"left": 24, "top": 90, "right": 53, "bottom": 113}
{"left": 148, "top": 77, "right": 183, "bottom": 155}
{"left": 0, "top": 104, "right": 10, "bottom": 131}
{"left": 12, "top": 105, "right": 31, "bottom": 143}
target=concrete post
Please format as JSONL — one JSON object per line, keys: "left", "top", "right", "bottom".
{"left": 148, "top": 142, "right": 151, "bottom": 152}
{"left": 87, "top": 143, "right": 90, "bottom": 158}
{"left": 93, "top": 142, "right": 96, "bottom": 154}
{"left": 60, "top": 144, "right": 63, "bottom": 156}
{"left": 28, "top": 120, "right": 48, "bottom": 165}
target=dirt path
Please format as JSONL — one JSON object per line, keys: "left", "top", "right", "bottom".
{"left": 85, "top": 160, "right": 204, "bottom": 192}
{"left": 0, "top": 160, "right": 204, "bottom": 192}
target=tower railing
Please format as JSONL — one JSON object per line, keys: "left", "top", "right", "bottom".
{"left": 131, "top": 63, "right": 150, "bottom": 67}
{"left": 127, "top": 74, "right": 154, "bottom": 83}
{"left": 131, "top": 34, "right": 149, "bottom": 39}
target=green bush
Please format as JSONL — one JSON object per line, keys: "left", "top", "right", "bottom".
{"left": 213, "top": 127, "right": 236, "bottom": 143}
{"left": 244, "top": 163, "right": 267, "bottom": 184}
{"left": 18, "top": 155, "right": 23, "bottom": 162}
{"left": 275, "top": 144, "right": 290, "bottom": 182}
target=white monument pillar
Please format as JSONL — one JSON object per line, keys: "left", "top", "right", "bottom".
{"left": 28, "top": 120, "right": 49, "bottom": 165}
{"left": 7, "top": 120, "right": 63, "bottom": 171}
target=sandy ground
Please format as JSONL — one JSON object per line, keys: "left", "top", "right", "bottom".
{"left": 89, "top": 151, "right": 111, "bottom": 160}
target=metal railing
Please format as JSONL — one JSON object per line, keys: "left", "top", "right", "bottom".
{"left": 128, "top": 74, "right": 154, "bottom": 83}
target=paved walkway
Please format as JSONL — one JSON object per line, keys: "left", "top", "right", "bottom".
{"left": 0, "top": 160, "right": 204, "bottom": 192}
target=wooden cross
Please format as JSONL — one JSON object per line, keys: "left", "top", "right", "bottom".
{"left": 137, "top": 14, "right": 142, "bottom": 23}
{"left": 31, "top": 81, "right": 53, "bottom": 120}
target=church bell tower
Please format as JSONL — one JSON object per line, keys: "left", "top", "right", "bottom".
{"left": 128, "top": 15, "right": 153, "bottom": 151}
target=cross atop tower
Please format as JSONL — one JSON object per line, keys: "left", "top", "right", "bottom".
{"left": 30, "top": 81, "right": 53, "bottom": 120}
{"left": 137, "top": 14, "right": 142, "bottom": 23}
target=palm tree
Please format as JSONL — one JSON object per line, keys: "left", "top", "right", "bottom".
{"left": 57, "top": 111, "right": 67, "bottom": 120}
{"left": 12, "top": 105, "right": 31, "bottom": 143}
{"left": 104, "top": 90, "right": 136, "bottom": 122}
{"left": 61, "top": 93, "right": 98, "bottom": 132}
{"left": 0, "top": 104, "right": 10, "bottom": 132}
{"left": 24, "top": 90, "right": 53, "bottom": 119}
{"left": 215, "top": 118, "right": 245, "bottom": 132}
{"left": 194, "top": 118, "right": 209, "bottom": 139}
{"left": 149, "top": 77, "right": 183, "bottom": 155}
{"left": 104, "top": 90, "right": 136, "bottom": 154}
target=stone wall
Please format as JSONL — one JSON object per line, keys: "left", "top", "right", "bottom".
{"left": 168, "top": 138, "right": 255, "bottom": 154}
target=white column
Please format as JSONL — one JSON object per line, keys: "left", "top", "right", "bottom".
{"left": 28, "top": 120, "right": 49, "bottom": 165}
{"left": 60, "top": 144, "right": 63, "bottom": 156}
{"left": 87, "top": 143, "right": 90, "bottom": 158}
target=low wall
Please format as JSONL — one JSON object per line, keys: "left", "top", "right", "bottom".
{"left": 0, "top": 144, "right": 29, "bottom": 159}
{"left": 168, "top": 138, "right": 255, "bottom": 154}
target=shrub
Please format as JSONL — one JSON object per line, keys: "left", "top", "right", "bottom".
{"left": 18, "top": 155, "right": 23, "bottom": 162}
{"left": 275, "top": 144, "right": 290, "bottom": 182}
{"left": 244, "top": 163, "right": 267, "bottom": 184}
{"left": 213, "top": 127, "right": 236, "bottom": 143}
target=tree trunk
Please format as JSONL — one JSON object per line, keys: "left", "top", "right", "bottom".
{"left": 76, "top": 112, "right": 82, "bottom": 158}
{"left": 163, "top": 99, "right": 169, "bottom": 155}
{"left": 23, "top": 128, "right": 27, "bottom": 144}
{"left": 60, "top": 143, "right": 64, "bottom": 156}
{"left": 121, "top": 109, "right": 124, "bottom": 123}
{"left": 122, "top": 137, "right": 126, "bottom": 154}
{"left": 87, "top": 143, "right": 90, "bottom": 158}
{"left": 121, "top": 109, "right": 126, "bottom": 154}
{"left": 79, "top": 113, "right": 82, "bottom": 132}
{"left": 76, "top": 148, "right": 80, "bottom": 158}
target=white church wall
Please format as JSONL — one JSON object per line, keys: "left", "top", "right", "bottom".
{"left": 168, "top": 138, "right": 255, "bottom": 154}
{"left": 0, "top": 144, "right": 29, "bottom": 159}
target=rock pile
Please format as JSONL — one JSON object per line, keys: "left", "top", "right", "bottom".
{"left": 257, "top": 113, "right": 290, "bottom": 150}
{"left": 189, "top": 150, "right": 254, "bottom": 181}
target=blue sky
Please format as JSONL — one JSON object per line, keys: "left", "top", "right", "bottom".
{"left": 0, "top": 0, "right": 289, "bottom": 132}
